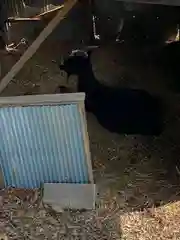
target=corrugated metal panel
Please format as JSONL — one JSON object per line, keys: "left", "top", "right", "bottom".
{"left": 0, "top": 94, "right": 92, "bottom": 188}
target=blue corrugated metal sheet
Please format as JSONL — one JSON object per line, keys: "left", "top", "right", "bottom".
{"left": 0, "top": 103, "right": 90, "bottom": 188}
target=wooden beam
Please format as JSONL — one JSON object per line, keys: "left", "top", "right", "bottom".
{"left": 36, "top": 5, "right": 64, "bottom": 18}
{"left": 115, "top": 0, "right": 180, "bottom": 6}
{"left": 8, "top": 4, "right": 65, "bottom": 22}
{"left": 0, "top": 93, "right": 85, "bottom": 107}
{"left": 0, "top": 0, "right": 77, "bottom": 94}
{"left": 8, "top": 17, "right": 41, "bottom": 22}
{"left": 8, "top": 5, "right": 65, "bottom": 23}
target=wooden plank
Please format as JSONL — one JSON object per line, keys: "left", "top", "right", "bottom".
{"left": 8, "top": 5, "right": 65, "bottom": 22}
{"left": 8, "top": 17, "right": 41, "bottom": 22}
{"left": 0, "top": 168, "right": 5, "bottom": 189}
{"left": 115, "top": 0, "right": 180, "bottom": 6}
{"left": 0, "top": 93, "right": 85, "bottom": 107}
{"left": 0, "top": 0, "right": 77, "bottom": 94}
{"left": 43, "top": 183, "right": 96, "bottom": 210}
{"left": 78, "top": 103, "right": 94, "bottom": 184}
{"left": 36, "top": 5, "right": 64, "bottom": 18}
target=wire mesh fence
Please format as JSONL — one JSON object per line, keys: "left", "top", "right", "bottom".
{"left": 4, "top": 0, "right": 64, "bottom": 18}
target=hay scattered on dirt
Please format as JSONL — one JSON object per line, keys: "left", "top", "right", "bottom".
{"left": 121, "top": 201, "right": 180, "bottom": 240}
{"left": 2, "top": 40, "right": 180, "bottom": 239}
{"left": 0, "top": 188, "right": 120, "bottom": 240}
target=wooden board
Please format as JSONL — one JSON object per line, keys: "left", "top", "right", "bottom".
{"left": 115, "top": 0, "right": 180, "bottom": 6}
{"left": 0, "top": 93, "right": 85, "bottom": 107}
{"left": 36, "top": 5, "right": 64, "bottom": 18}
{"left": 8, "top": 17, "right": 41, "bottom": 22}
{"left": 43, "top": 183, "right": 96, "bottom": 210}
{"left": 8, "top": 5, "right": 65, "bottom": 22}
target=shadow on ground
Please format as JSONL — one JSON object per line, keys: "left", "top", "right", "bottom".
{"left": 86, "top": 43, "right": 180, "bottom": 239}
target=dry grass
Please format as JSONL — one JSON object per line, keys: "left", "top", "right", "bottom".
{"left": 0, "top": 187, "right": 121, "bottom": 239}
{"left": 1, "top": 183, "right": 180, "bottom": 239}
{"left": 121, "top": 201, "right": 180, "bottom": 240}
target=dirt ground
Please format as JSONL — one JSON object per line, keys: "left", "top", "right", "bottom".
{"left": 1, "top": 36, "right": 180, "bottom": 239}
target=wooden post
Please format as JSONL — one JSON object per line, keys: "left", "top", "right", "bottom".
{"left": 0, "top": 0, "right": 77, "bottom": 94}
{"left": 114, "top": 0, "right": 180, "bottom": 6}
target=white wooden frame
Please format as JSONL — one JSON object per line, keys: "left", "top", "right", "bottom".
{"left": 0, "top": 92, "right": 95, "bottom": 209}
{"left": 0, "top": 93, "right": 86, "bottom": 107}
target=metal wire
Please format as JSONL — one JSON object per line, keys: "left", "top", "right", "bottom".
{"left": 5, "top": 0, "right": 62, "bottom": 18}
